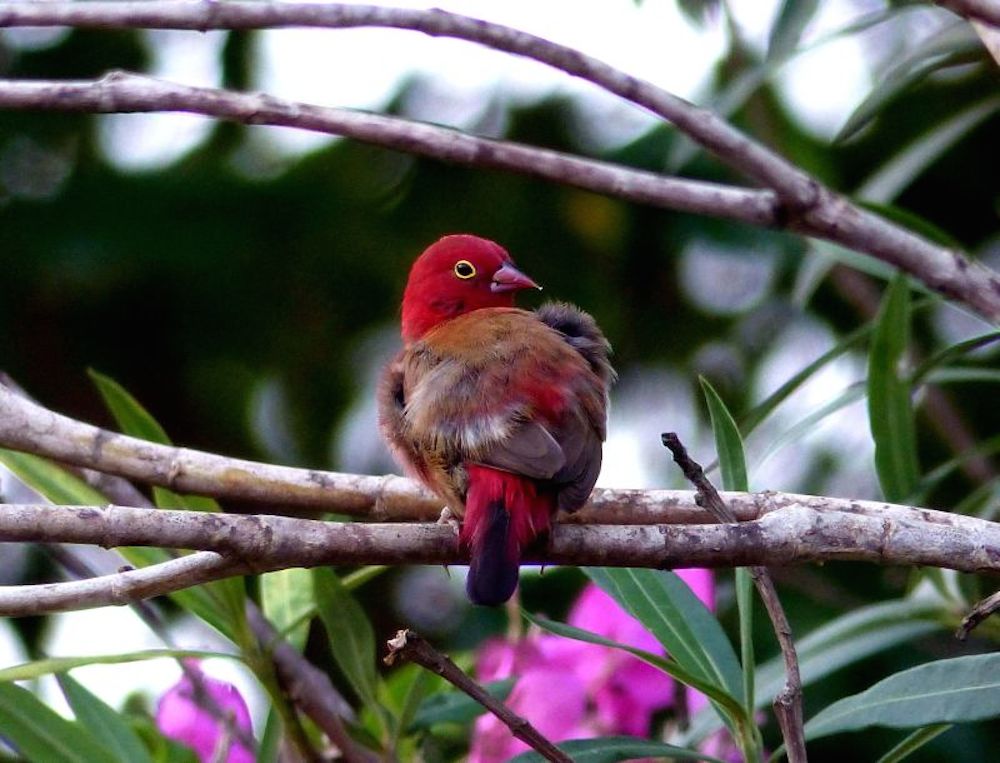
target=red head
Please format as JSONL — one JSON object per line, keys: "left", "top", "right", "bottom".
{"left": 400, "top": 235, "right": 540, "bottom": 343}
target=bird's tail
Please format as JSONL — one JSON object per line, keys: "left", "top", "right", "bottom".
{"left": 460, "top": 464, "right": 554, "bottom": 606}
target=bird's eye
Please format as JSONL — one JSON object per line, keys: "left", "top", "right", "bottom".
{"left": 454, "top": 260, "right": 477, "bottom": 279}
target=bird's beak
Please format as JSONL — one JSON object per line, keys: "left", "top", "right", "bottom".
{"left": 491, "top": 262, "right": 542, "bottom": 293}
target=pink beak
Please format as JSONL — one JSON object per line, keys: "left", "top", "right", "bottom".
{"left": 491, "top": 262, "right": 541, "bottom": 293}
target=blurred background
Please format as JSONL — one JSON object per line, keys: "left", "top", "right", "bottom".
{"left": 1, "top": 0, "right": 998, "bottom": 759}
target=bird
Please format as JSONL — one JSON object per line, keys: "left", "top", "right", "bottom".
{"left": 378, "top": 234, "right": 614, "bottom": 605}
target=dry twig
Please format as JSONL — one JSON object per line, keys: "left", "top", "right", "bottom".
{"left": 662, "top": 433, "right": 806, "bottom": 763}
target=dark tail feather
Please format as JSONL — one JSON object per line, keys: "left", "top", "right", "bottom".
{"left": 465, "top": 499, "right": 520, "bottom": 606}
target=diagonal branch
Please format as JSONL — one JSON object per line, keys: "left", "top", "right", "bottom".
{"left": 0, "top": 74, "right": 775, "bottom": 228}
{"left": 0, "top": 3, "right": 997, "bottom": 320}
{"left": 663, "top": 433, "right": 805, "bottom": 763}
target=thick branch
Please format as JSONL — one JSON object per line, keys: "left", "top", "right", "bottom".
{"left": 0, "top": 500, "right": 999, "bottom": 617}
{"left": 0, "top": 3, "right": 997, "bottom": 319}
{"left": 0, "top": 383, "right": 994, "bottom": 533}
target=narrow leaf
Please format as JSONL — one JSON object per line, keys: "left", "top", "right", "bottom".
{"left": 805, "top": 653, "right": 1000, "bottom": 740}
{"left": 876, "top": 724, "right": 951, "bottom": 763}
{"left": 0, "top": 681, "right": 116, "bottom": 763}
{"left": 585, "top": 568, "right": 743, "bottom": 699}
{"left": 701, "top": 377, "right": 747, "bottom": 491}
{"left": 408, "top": 678, "right": 514, "bottom": 730}
{"left": 700, "top": 379, "right": 754, "bottom": 714}
{"left": 261, "top": 568, "right": 313, "bottom": 652}
{"left": 526, "top": 612, "right": 745, "bottom": 722}
{"left": 57, "top": 673, "right": 153, "bottom": 763}
{"left": 0, "top": 649, "right": 231, "bottom": 682}
{"left": 767, "top": 0, "right": 820, "bottom": 61}
{"left": 312, "top": 568, "right": 379, "bottom": 709}
{"left": 510, "top": 736, "right": 727, "bottom": 763}
{"left": 868, "top": 275, "right": 919, "bottom": 502}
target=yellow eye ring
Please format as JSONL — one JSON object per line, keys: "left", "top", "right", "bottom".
{"left": 454, "top": 260, "right": 477, "bottom": 279}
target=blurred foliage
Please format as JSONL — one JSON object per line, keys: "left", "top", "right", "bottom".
{"left": 1, "top": 2, "right": 1000, "bottom": 761}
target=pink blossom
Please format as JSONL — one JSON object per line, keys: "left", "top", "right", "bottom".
{"left": 156, "top": 663, "right": 254, "bottom": 763}
{"left": 469, "top": 570, "right": 716, "bottom": 762}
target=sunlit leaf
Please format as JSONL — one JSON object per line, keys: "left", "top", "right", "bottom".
{"left": 868, "top": 275, "right": 919, "bottom": 502}
{"left": 805, "top": 653, "right": 1000, "bottom": 739}
{"left": 0, "top": 649, "right": 231, "bottom": 682}
{"left": 57, "top": 673, "right": 153, "bottom": 763}
{"left": 261, "top": 568, "right": 313, "bottom": 652}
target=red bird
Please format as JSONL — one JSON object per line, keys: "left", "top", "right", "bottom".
{"left": 379, "top": 234, "right": 614, "bottom": 605}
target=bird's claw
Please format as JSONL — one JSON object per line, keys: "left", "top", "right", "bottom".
{"left": 437, "top": 506, "right": 461, "bottom": 532}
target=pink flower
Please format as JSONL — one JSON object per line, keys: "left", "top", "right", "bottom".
{"left": 156, "top": 663, "right": 254, "bottom": 763}
{"left": 469, "top": 570, "right": 716, "bottom": 763}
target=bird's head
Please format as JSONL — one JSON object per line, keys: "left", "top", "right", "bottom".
{"left": 400, "top": 234, "right": 540, "bottom": 342}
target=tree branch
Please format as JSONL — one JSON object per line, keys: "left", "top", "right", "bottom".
{"left": 663, "top": 433, "right": 806, "bottom": 763}
{"left": 0, "top": 499, "right": 998, "bottom": 617}
{"left": 0, "top": 3, "right": 997, "bottom": 320}
{"left": 0, "top": 73, "right": 775, "bottom": 228}
{"left": 384, "top": 629, "right": 572, "bottom": 763}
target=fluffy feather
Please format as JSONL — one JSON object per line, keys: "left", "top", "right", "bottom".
{"left": 378, "top": 235, "right": 613, "bottom": 604}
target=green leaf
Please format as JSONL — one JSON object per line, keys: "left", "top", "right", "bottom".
{"left": 767, "top": 0, "right": 819, "bottom": 61}
{"left": 858, "top": 97, "right": 1000, "bottom": 204}
{"left": 510, "top": 736, "right": 727, "bottom": 763}
{"left": 88, "top": 369, "right": 218, "bottom": 512}
{"left": 526, "top": 612, "right": 745, "bottom": 724}
{"left": 312, "top": 568, "right": 380, "bottom": 711}
{"left": 836, "top": 21, "right": 984, "bottom": 142}
{"left": 876, "top": 724, "right": 952, "bottom": 763}
{"left": 685, "top": 597, "right": 940, "bottom": 745}
{"left": 57, "top": 673, "right": 153, "bottom": 763}
{"left": 408, "top": 677, "right": 514, "bottom": 730}
{"left": 868, "top": 275, "right": 919, "bottom": 502}
{"left": 257, "top": 708, "right": 283, "bottom": 763}
{"left": 740, "top": 324, "right": 870, "bottom": 434}
{"left": 0, "top": 649, "right": 231, "bottom": 682}
{"left": 0, "top": 681, "right": 117, "bottom": 763}
{"left": 0, "top": 450, "right": 108, "bottom": 505}
{"left": 755, "top": 383, "right": 867, "bottom": 471}
{"left": 856, "top": 201, "right": 965, "bottom": 250}
{"left": 700, "top": 378, "right": 747, "bottom": 492}
{"left": 583, "top": 569, "right": 743, "bottom": 701}
{"left": 89, "top": 370, "right": 245, "bottom": 644}
{"left": 260, "top": 568, "right": 313, "bottom": 652}
{"left": 805, "top": 653, "right": 1000, "bottom": 740}
{"left": 699, "top": 379, "right": 754, "bottom": 716}
{"left": 911, "top": 329, "right": 1000, "bottom": 385}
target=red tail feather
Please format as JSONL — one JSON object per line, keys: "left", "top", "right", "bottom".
{"left": 461, "top": 465, "right": 554, "bottom": 606}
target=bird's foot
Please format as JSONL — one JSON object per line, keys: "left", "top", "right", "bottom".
{"left": 437, "top": 506, "right": 461, "bottom": 532}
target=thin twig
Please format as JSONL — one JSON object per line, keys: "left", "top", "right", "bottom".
{"left": 956, "top": 588, "right": 1000, "bottom": 640}
{"left": 662, "top": 433, "right": 807, "bottom": 763}
{"left": 0, "top": 3, "right": 997, "bottom": 319}
{"left": 384, "top": 629, "right": 572, "bottom": 763}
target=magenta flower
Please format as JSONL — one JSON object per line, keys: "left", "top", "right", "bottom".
{"left": 469, "top": 569, "right": 716, "bottom": 763}
{"left": 156, "top": 662, "right": 254, "bottom": 763}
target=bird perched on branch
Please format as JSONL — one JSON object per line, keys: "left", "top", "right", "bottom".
{"left": 379, "top": 234, "right": 614, "bottom": 605}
